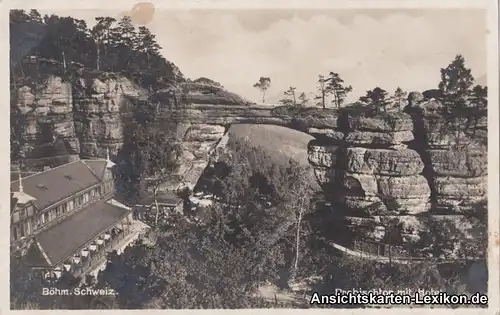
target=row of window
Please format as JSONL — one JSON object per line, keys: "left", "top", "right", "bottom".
{"left": 11, "top": 182, "right": 113, "bottom": 242}
{"left": 36, "top": 186, "right": 103, "bottom": 228}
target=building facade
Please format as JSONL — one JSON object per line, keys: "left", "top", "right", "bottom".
{"left": 10, "top": 151, "right": 141, "bottom": 281}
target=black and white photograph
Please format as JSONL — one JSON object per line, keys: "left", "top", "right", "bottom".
{"left": 7, "top": 0, "right": 498, "bottom": 310}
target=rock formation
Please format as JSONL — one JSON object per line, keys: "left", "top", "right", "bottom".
{"left": 11, "top": 75, "right": 80, "bottom": 169}
{"left": 407, "top": 99, "right": 487, "bottom": 213}
{"left": 340, "top": 110, "right": 431, "bottom": 215}
{"left": 72, "top": 73, "right": 148, "bottom": 158}
{"left": 10, "top": 72, "right": 487, "bottom": 258}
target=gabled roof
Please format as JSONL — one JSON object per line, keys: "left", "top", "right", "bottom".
{"left": 25, "top": 241, "right": 51, "bottom": 268}
{"left": 10, "top": 161, "right": 102, "bottom": 211}
{"left": 82, "top": 160, "right": 108, "bottom": 181}
{"left": 10, "top": 171, "right": 38, "bottom": 182}
{"left": 30, "top": 200, "right": 131, "bottom": 268}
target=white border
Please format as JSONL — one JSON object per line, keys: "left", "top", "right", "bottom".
{"left": 1, "top": 0, "right": 498, "bottom": 314}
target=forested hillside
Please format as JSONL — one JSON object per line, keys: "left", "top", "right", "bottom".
{"left": 10, "top": 9, "right": 184, "bottom": 90}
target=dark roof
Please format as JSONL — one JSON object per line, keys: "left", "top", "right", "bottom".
{"left": 10, "top": 171, "right": 39, "bottom": 182}
{"left": 33, "top": 201, "right": 131, "bottom": 267}
{"left": 10, "top": 161, "right": 101, "bottom": 210}
{"left": 25, "top": 242, "right": 51, "bottom": 268}
{"left": 82, "top": 160, "right": 108, "bottom": 180}
{"left": 138, "top": 191, "right": 182, "bottom": 206}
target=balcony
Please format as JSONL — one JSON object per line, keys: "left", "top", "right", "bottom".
{"left": 43, "top": 226, "right": 129, "bottom": 282}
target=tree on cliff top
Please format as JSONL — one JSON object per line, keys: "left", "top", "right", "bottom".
{"left": 392, "top": 87, "right": 407, "bottom": 110}
{"left": 315, "top": 75, "right": 328, "bottom": 109}
{"left": 253, "top": 77, "right": 271, "bottom": 103}
{"left": 437, "top": 55, "right": 482, "bottom": 143}
{"left": 359, "top": 87, "right": 390, "bottom": 113}
{"left": 298, "top": 92, "right": 309, "bottom": 107}
{"left": 438, "top": 55, "right": 475, "bottom": 105}
{"left": 91, "top": 17, "right": 116, "bottom": 71}
{"left": 10, "top": 10, "right": 183, "bottom": 90}
{"left": 280, "top": 86, "right": 297, "bottom": 106}
{"left": 325, "top": 71, "right": 352, "bottom": 108}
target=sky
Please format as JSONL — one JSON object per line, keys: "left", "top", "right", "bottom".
{"left": 40, "top": 8, "right": 487, "bottom": 104}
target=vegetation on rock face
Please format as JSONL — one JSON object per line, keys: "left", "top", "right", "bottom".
{"left": 10, "top": 9, "right": 183, "bottom": 91}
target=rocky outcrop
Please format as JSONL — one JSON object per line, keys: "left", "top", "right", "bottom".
{"left": 11, "top": 75, "right": 80, "bottom": 169}
{"left": 408, "top": 99, "right": 488, "bottom": 213}
{"left": 300, "top": 109, "right": 344, "bottom": 189}
{"left": 172, "top": 124, "right": 227, "bottom": 190}
{"left": 339, "top": 110, "right": 431, "bottom": 215}
{"left": 73, "top": 73, "right": 148, "bottom": 158}
{"left": 11, "top": 72, "right": 487, "bottom": 224}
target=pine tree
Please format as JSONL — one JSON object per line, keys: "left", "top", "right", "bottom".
{"left": 392, "top": 87, "right": 407, "bottom": 110}
{"left": 438, "top": 55, "right": 476, "bottom": 143}
{"left": 298, "top": 92, "right": 309, "bottom": 107}
{"left": 283, "top": 86, "right": 297, "bottom": 106}
{"left": 315, "top": 75, "right": 328, "bottom": 109}
{"left": 361, "top": 87, "right": 390, "bottom": 114}
{"left": 325, "top": 72, "right": 352, "bottom": 108}
{"left": 253, "top": 77, "right": 271, "bottom": 103}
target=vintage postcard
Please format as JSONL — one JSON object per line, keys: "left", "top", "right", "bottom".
{"left": 4, "top": 0, "right": 499, "bottom": 312}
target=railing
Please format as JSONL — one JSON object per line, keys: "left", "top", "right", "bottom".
{"left": 352, "top": 239, "right": 413, "bottom": 259}
{"left": 70, "top": 231, "right": 126, "bottom": 279}
{"left": 328, "top": 238, "right": 484, "bottom": 264}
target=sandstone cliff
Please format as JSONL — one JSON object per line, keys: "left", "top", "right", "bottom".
{"left": 10, "top": 72, "right": 487, "bottom": 256}
{"left": 72, "top": 72, "right": 149, "bottom": 158}
{"left": 407, "top": 97, "right": 487, "bottom": 213}
{"left": 340, "top": 110, "right": 431, "bottom": 216}
{"left": 11, "top": 75, "right": 80, "bottom": 169}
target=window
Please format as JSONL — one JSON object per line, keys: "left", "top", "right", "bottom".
{"left": 55, "top": 206, "right": 61, "bottom": 217}
{"left": 27, "top": 206, "right": 34, "bottom": 216}
{"left": 68, "top": 199, "right": 74, "bottom": 211}
{"left": 12, "top": 226, "right": 18, "bottom": 241}
{"left": 12, "top": 211, "right": 20, "bottom": 223}
{"left": 25, "top": 220, "right": 32, "bottom": 235}
{"left": 19, "top": 223, "right": 25, "bottom": 238}
{"left": 43, "top": 212, "right": 49, "bottom": 224}
{"left": 19, "top": 208, "right": 25, "bottom": 219}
